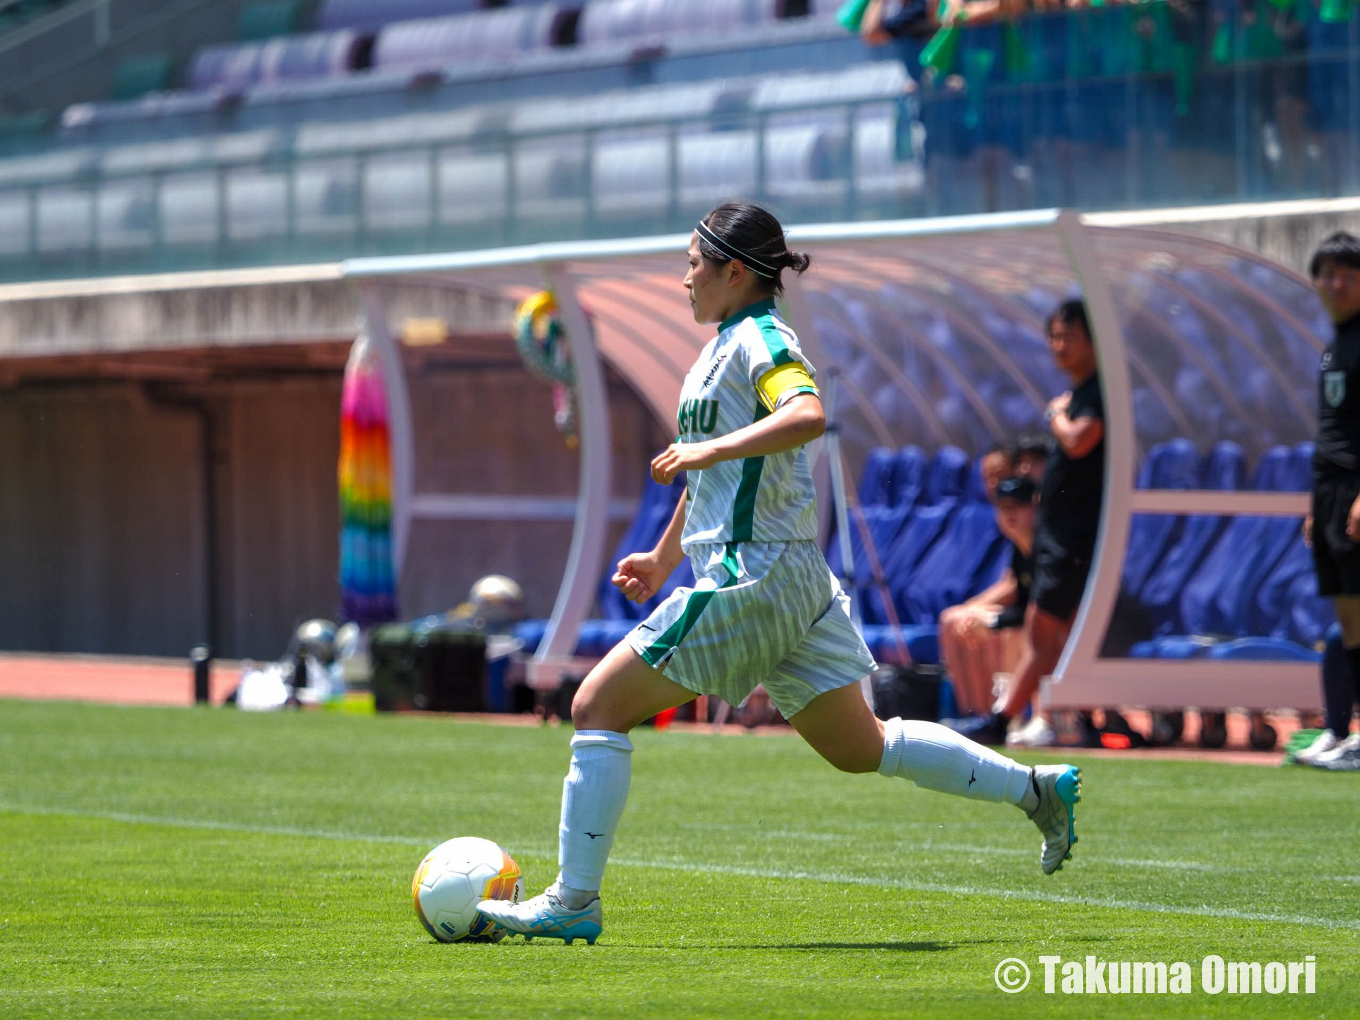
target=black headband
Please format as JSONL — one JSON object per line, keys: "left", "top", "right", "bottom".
{"left": 696, "top": 220, "right": 778, "bottom": 279}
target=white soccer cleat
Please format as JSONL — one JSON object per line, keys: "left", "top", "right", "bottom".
{"left": 476, "top": 886, "right": 603, "bottom": 945}
{"left": 1312, "top": 733, "right": 1360, "bottom": 771}
{"left": 1028, "top": 764, "right": 1081, "bottom": 875}
{"left": 1006, "top": 716, "right": 1056, "bottom": 748}
{"left": 1292, "top": 730, "right": 1339, "bottom": 765}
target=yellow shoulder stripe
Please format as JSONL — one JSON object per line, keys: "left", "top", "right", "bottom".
{"left": 756, "top": 362, "right": 818, "bottom": 412}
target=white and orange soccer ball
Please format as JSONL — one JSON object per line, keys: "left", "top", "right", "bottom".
{"left": 412, "top": 836, "right": 523, "bottom": 943}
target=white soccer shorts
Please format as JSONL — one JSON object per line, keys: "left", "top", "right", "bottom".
{"left": 626, "top": 540, "right": 877, "bottom": 719}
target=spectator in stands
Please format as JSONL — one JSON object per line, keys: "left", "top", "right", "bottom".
{"left": 1297, "top": 231, "right": 1360, "bottom": 770}
{"left": 977, "top": 440, "right": 1012, "bottom": 501}
{"left": 950, "top": 299, "right": 1104, "bottom": 745}
{"left": 860, "top": 0, "right": 936, "bottom": 43}
{"left": 938, "top": 473, "right": 1039, "bottom": 729}
{"left": 1013, "top": 433, "right": 1051, "bottom": 480}
{"left": 938, "top": 442, "right": 1015, "bottom": 714}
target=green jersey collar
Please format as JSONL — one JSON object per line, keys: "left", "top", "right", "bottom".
{"left": 719, "top": 298, "right": 777, "bottom": 333}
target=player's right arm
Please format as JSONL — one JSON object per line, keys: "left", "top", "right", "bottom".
{"left": 965, "top": 570, "right": 1018, "bottom": 611}
{"left": 612, "top": 494, "right": 687, "bottom": 604}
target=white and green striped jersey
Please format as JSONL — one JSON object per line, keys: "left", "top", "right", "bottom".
{"left": 676, "top": 298, "right": 821, "bottom": 552}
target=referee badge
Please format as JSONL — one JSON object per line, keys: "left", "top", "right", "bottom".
{"left": 1325, "top": 370, "right": 1347, "bottom": 408}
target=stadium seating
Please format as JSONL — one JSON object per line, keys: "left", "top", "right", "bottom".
{"left": 0, "top": 0, "right": 1356, "bottom": 278}
{"left": 596, "top": 473, "right": 693, "bottom": 622}
{"left": 1138, "top": 440, "right": 1245, "bottom": 635}
{"left": 1121, "top": 438, "right": 1202, "bottom": 601}
{"left": 317, "top": 0, "right": 486, "bottom": 32}
{"left": 371, "top": 5, "right": 567, "bottom": 70}
{"left": 521, "top": 435, "right": 1319, "bottom": 675}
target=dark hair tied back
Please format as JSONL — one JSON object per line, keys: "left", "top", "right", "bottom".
{"left": 699, "top": 201, "right": 811, "bottom": 295}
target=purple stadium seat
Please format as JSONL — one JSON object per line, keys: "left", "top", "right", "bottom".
{"left": 896, "top": 500, "right": 1007, "bottom": 625}
{"left": 577, "top": 0, "right": 763, "bottom": 47}
{"left": 1177, "top": 445, "right": 1309, "bottom": 637}
{"left": 826, "top": 446, "right": 925, "bottom": 599}
{"left": 857, "top": 447, "right": 899, "bottom": 508}
{"left": 1204, "top": 637, "right": 1321, "bottom": 663}
{"left": 372, "top": 5, "right": 564, "bottom": 70}
{"left": 317, "top": 0, "right": 483, "bottom": 32}
{"left": 861, "top": 624, "right": 940, "bottom": 665}
{"left": 1122, "top": 438, "right": 1201, "bottom": 601}
{"left": 1138, "top": 440, "right": 1244, "bottom": 634}
{"left": 189, "top": 31, "right": 365, "bottom": 90}
{"left": 597, "top": 473, "right": 693, "bottom": 622}
{"left": 860, "top": 446, "right": 970, "bottom": 624}
{"left": 889, "top": 446, "right": 926, "bottom": 507}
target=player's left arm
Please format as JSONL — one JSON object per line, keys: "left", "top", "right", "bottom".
{"left": 1047, "top": 392, "right": 1104, "bottom": 459}
{"left": 651, "top": 387, "right": 823, "bottom": 485}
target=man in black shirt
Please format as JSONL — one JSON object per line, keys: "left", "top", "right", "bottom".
{"left": 951, "top": 300, "right": 1104, "bottom": 745}
{"left": 1298, "top": 232, "right": 1360, "bottom": 769}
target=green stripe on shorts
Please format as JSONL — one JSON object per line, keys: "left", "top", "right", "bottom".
{"left": 638, "top": 546, "right": 741, "bottom": 668}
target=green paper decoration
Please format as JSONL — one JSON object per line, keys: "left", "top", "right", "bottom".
{"left": 1320, "top": 0, "right": 1353, "bottom": 23}
{"left": 921, "top": 21, "right": 965, "bottom": 75}
{"left": 835, "top": 0, "right": 874, "bottom": 31}
{"left": 962, "top": 47, "right": 995, "bottom": 130}
{"left": 1003, "top": 21, "right": 1032, "bottom": 77}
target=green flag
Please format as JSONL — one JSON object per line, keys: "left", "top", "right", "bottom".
{"left": 1320, "top": 0, "right": 1352, "bottom": 23}
{"left": 836, "top": 0, "right": 874, "bottom": 31}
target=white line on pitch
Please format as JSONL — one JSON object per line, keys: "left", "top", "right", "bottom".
{"left": 3, "top": 801, "right": 1357, "bottom": 932}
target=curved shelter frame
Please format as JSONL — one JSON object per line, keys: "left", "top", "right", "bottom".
{"left": 346, "top": 208, "right": 1325, "bottom": 711}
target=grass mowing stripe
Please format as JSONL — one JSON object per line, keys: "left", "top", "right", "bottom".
{"left": 678, "top": 822, "right": 1360, "bottom": 881}
{"left": 6, "top": 800, "right": 1358, "bottom": 933}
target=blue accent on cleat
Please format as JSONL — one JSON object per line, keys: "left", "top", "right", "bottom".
{"left": 1030, "top": 764, "right": 1082, "bottom": 875}
{"left": 477, "top": 889, "right": 603, "bottom": 946}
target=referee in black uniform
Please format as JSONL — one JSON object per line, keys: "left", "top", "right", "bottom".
{"left": 1299, "top": 232, "right": 1360, "bottom": 768}
{"left": 953, "top": 299, "right": 1105, "bottom": 745}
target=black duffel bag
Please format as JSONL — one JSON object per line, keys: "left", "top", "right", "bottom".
{"left": 370, "top": 622, "right": 487, "bottom": 713}
{"left": 871, "top": 662, "right": 947, "bottom": 722}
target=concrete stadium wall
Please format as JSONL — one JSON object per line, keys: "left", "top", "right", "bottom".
{"left": 0, "top": 272, "right": 666, "bottom": 660}
{"left": 0, "top": 365, "right": 661, "bottom": 661}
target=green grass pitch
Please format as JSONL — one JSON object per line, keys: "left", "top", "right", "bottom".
{"left": 1, "top": 700, "right": 1356, "bottom": 1019}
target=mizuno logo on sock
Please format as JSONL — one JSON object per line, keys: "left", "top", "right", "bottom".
{"left": 585, "top": 832, "right": 603, "bottom": 839}
{"left": 968, "top": 770, "right": 977, "bottom": 787}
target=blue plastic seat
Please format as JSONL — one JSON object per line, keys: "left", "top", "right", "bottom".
{"left": 827, "top": 445, "right": 928, "bottom": 607}
{"left": 513, "top": 618, "right": 638, "bottom": 657}
{"left": 864, "top": 446, "right": 971, "bottom": 624}
{"left": 1204, "top": 637, "right": 1321, "bottom": 663}
{"left": 1282, "top": 571, "right": 1335, "bottom": 649}
{"left": 1138, "top": 441, "right": 1243, "bottom": 634}
{"left": 897, "top": 501, "right": 1006, "bottom": 625}
{"left": 1122, "top": 438, "right": 1202, "bottom": 600}
{"left": 861, "top": 624, "right": 940, "bottom": 666}
{"left": 596, "top": 473, "right": 692, "bottom": 621}
{"left": 1128, "top": 636, "right": 1212, "bottom": 659}
{"left": 826, "top": 446, "right": 898, "bottom": 585}
{"left": 889, "top": 446, "right": 926, "bottom": 507}
{"left": 1178, "top": 445, "right": 1302, "bottom": 637}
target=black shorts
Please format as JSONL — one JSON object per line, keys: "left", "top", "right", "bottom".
{"left": 1312, "top": 474, "right": 1360, "bottom": 597}
{"left": 1030, "top": 548, "right": 1092, "bottom": 620}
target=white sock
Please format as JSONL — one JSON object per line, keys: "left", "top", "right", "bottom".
{"left": 877, "top": 717, "right": 1032, "bottom": 805}
{"left": 555, "top": 729, "right": 632, "bottom": 902}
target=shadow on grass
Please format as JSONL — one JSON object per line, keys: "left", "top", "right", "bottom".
{"left": 741, "top": 939, "right": 987, "bottom": 952}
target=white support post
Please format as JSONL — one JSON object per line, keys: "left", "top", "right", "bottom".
{"left": 357, "top": 283, "right": 415, "bottom": 579}
{"left": 1051, "top": 211, "right": 1135, "bottom": 687}
{"left": 530, "top": 262, "right": 614, "bottom": 685}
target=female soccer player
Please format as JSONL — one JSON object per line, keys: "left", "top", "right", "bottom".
{"left": 479, "top": 202, "right": 1082, "bottom": 945}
